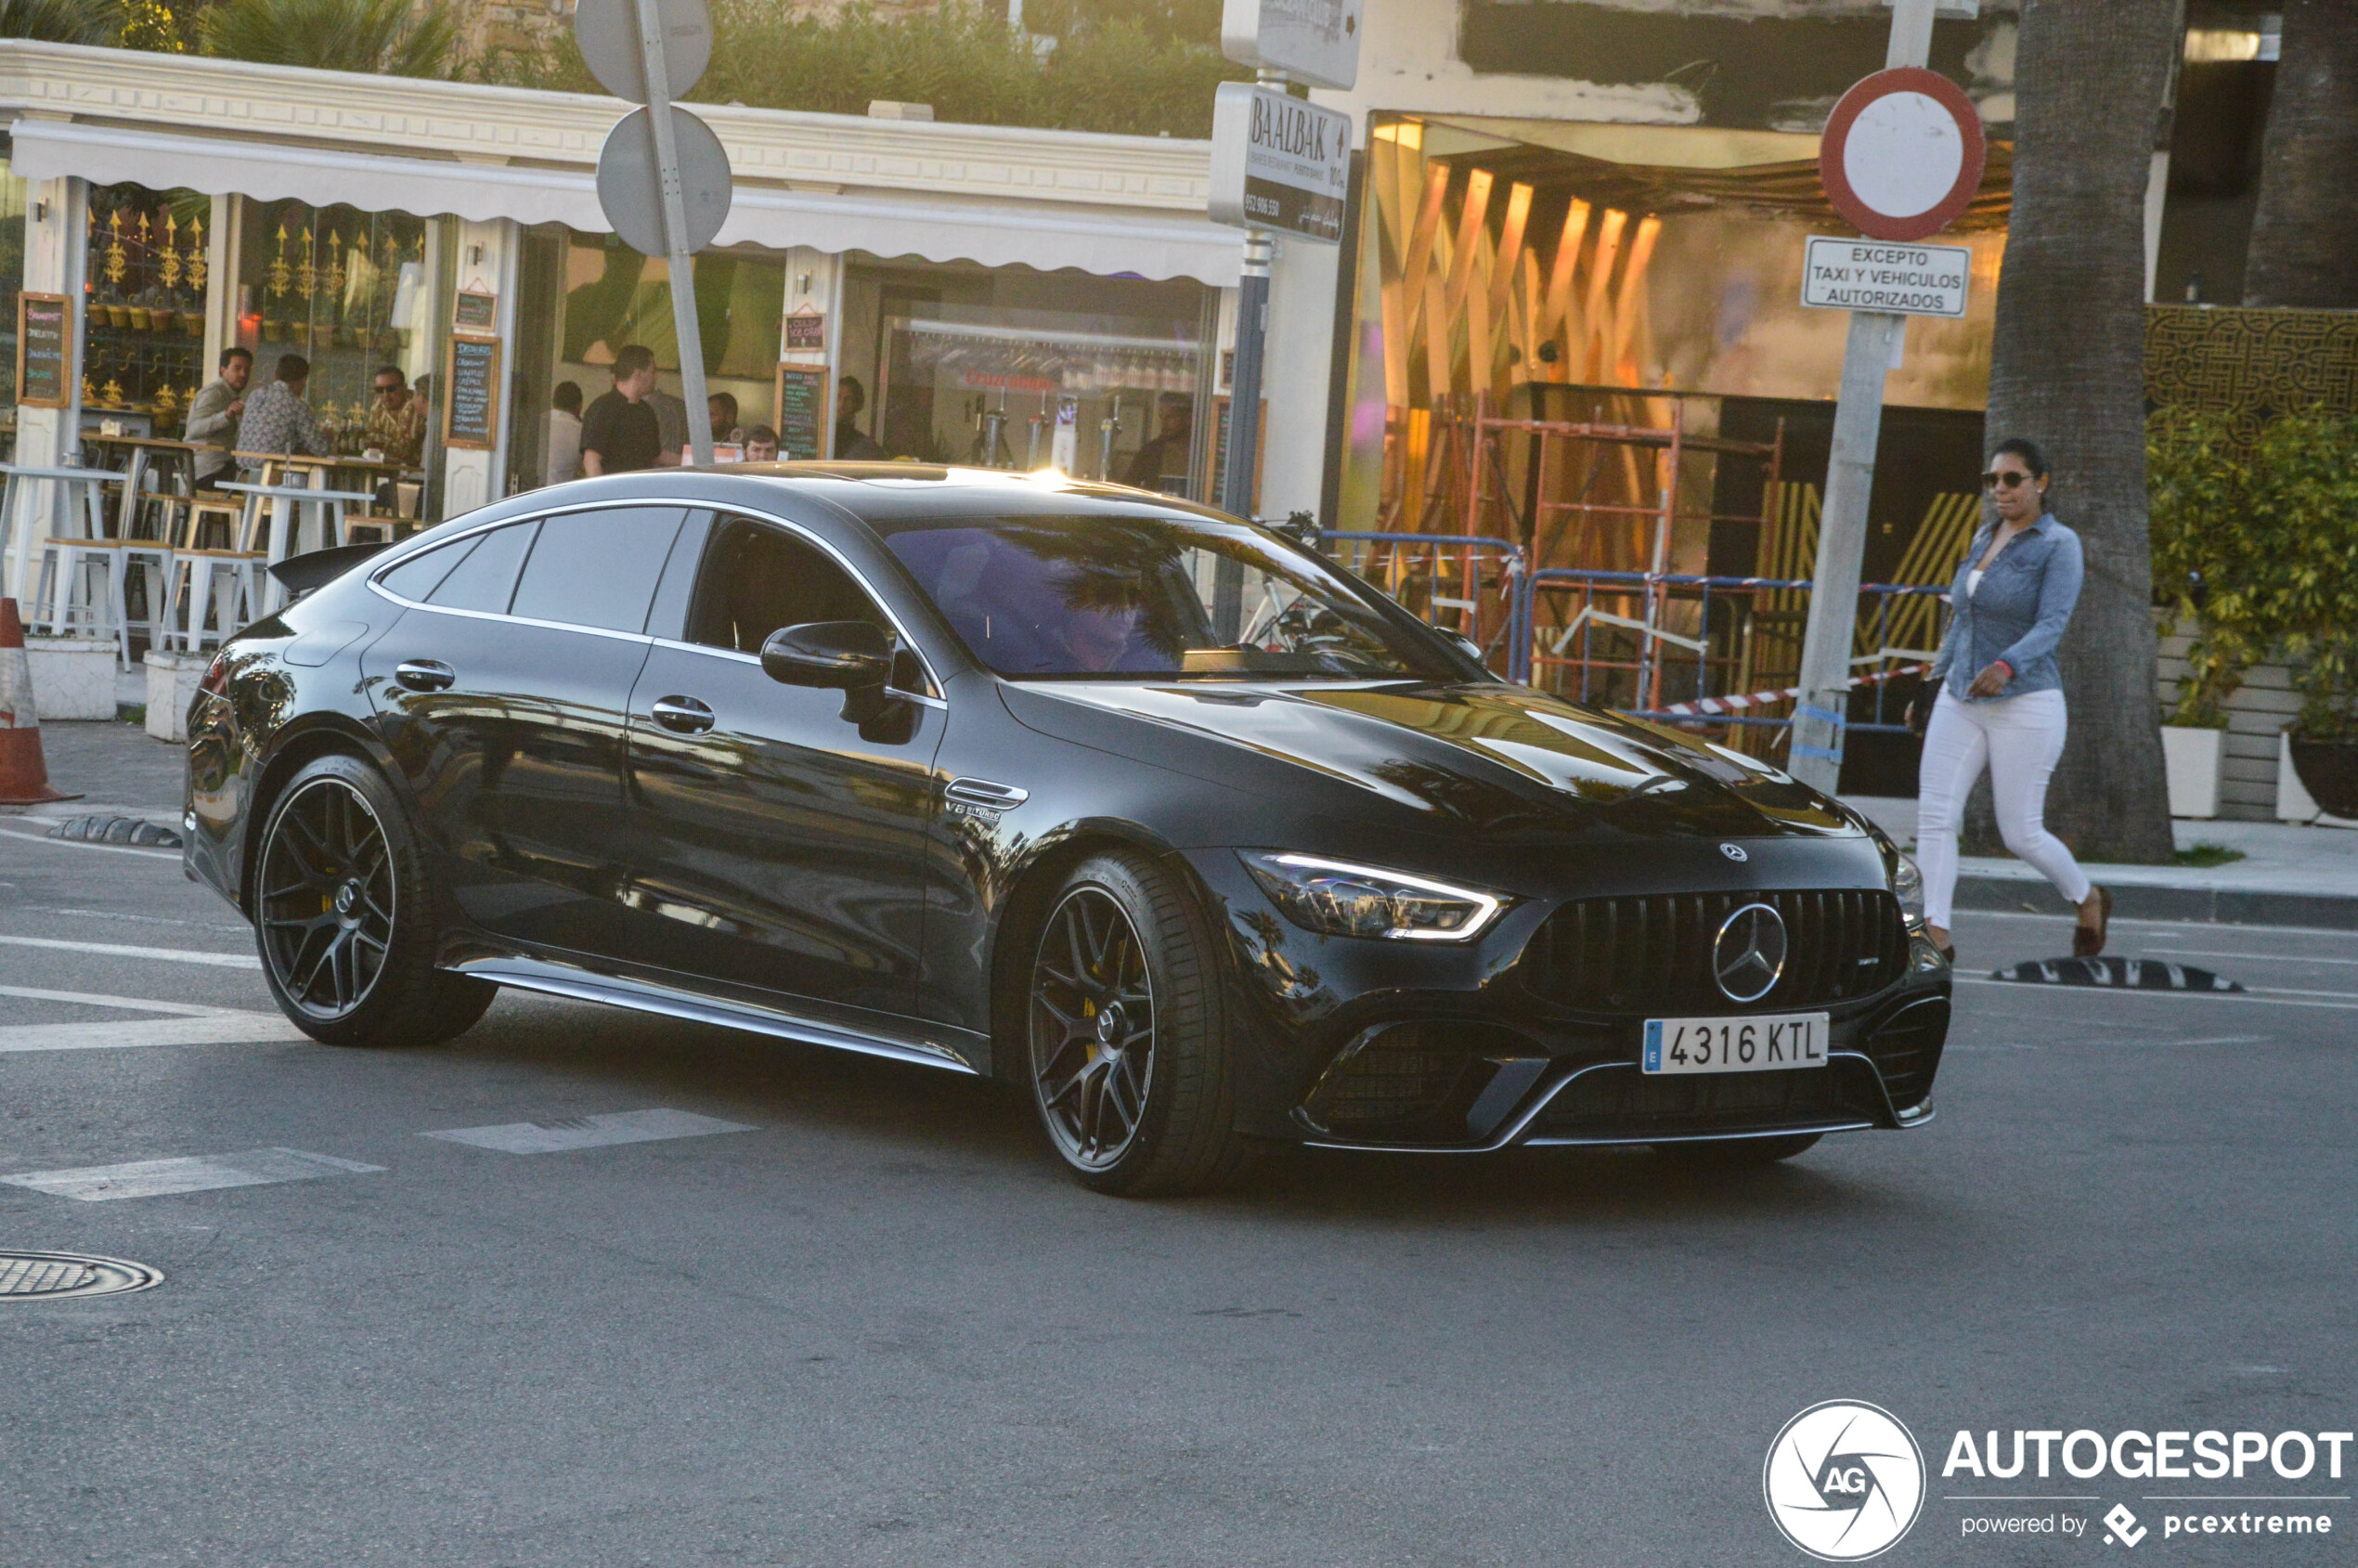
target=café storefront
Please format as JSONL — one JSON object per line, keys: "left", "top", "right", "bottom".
{"left": 0, "top": 39, "right": 1242, "bottom": 632}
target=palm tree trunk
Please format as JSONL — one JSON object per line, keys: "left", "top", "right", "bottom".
{"left": 2245, "top": 0, "right": 2358, "bottom": 307}
{"left": 1981, "top": 0, "right": 2180, "bottom": 865}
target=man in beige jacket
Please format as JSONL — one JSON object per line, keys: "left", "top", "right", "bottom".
{"left": 183, "top": 345, "right": 253, "bottom": 486}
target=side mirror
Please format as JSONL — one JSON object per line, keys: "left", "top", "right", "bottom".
{"left": 760, "top": 621, "right": 894, "bottom": 691}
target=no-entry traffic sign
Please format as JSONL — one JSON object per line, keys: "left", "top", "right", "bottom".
{"left": 1819, "top": 66, "right": 1987, "bottom": 242}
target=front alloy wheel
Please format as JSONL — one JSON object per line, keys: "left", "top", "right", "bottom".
{"left": 1030, "top": 886, "right": 1156, "bottom": 1171}
{"left": 1021, "top": 851, "right": 1252, "bottom": 1196}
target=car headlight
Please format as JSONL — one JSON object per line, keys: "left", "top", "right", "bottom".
{"left": 1857, "top": 819, "right": 1924, "bottom": 919}
{"left": 1241, "top": 852, "right": 1506, "bottom": 941}
{"left": 1890, "top": 850, "right": 1924, "bottom": 917}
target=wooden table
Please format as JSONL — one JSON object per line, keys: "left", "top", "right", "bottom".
{"left": 0, "top": 463, "right": 127, "bottom": 603}
{"left": 211, "top": 480, "right": 376, "bottom": 610}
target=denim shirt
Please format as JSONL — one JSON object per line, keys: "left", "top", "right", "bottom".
{"left": 1927, "top": 513, "right": 2082, "bottom": 702}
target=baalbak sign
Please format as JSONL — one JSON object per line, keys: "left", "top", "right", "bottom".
{"left": 1207, "top": 83, "right": 1352, "bottom": 243}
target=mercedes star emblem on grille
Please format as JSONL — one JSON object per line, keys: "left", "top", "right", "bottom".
{"left": 1712, "top": 902, "right": 1787, "bottom": 1004}
{"left": 1719, "top": 843, "right": 1748, "bottom": 862}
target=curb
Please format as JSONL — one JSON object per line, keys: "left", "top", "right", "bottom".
{"left": 1954, "top": 875, "right": 2358, "bottom": 932}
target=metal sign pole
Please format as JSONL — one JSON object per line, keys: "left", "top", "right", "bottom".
{"left": 1786, "top": 0, "right": 1937, "bottom": 793}
{"left": 1222, "top": 228, "right": 1272, "bottom": 521}
{"left": 634, "top": 0, "right": 715, "bottom": 468}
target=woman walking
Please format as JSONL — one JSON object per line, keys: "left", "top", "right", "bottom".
{"left": 1913, "top": 438, "right": 2111, "bottom": 962}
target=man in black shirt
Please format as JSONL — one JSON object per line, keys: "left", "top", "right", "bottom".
{"left": 580, "top": 344, "right": 663, "bottom": 475}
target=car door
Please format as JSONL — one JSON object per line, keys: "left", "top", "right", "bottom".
{"left": 363, "top": 503, "right": 689, "bottom": 956}
{"left": 623, "top": 510, "right": 946, "bottom": 1018}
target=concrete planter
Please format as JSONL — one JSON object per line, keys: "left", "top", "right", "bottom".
{"left": 144, "top": 651, "right": 210, "bottom": 744}
{"left": 23, "top": 637, "right": 118, "bottom": 720}
{"left": 2160, "top": 725, "right": 2224, "bottom": 819}
{"left": 2276, "top": 732, "right": 2358, "bottom": 828}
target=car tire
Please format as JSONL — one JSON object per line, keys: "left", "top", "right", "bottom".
{"left": 1652, "top": 1133, "right": 1822, "bottom": 1167}
{"left": 1023, "top": 849, "right": 1251, "bottom": 1197}
{"left": 253, "top": 752, "right": 494, "bottom": 1047}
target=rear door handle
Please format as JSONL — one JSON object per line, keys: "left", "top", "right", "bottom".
{"left": 651, "top": 695, "right": 715, "bottom": 734}
{"left": 395, "top": 659, "right": 455, "bottom": 693}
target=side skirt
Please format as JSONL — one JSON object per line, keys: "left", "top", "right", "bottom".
{"left": 445, "top": 954, "right": 984, "bottom": 1077}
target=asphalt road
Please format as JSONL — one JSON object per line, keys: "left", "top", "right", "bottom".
{"left": 3, "top": 726, "right": 2353, "bottom": 1566}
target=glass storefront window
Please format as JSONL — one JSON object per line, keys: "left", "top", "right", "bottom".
{"left": 0, "top": 149, "right": 25, "bottom": 438}
{"left": 233, "top": 199, "right": 431, "bottom": 453}
{"left": 849, "top": 263, "right": 1211, "bottom": 496}
{"left": 83, "top": 182, "right": 210, "bottom": 435}
{"left": 549, "top": 231, "right": 785, "bottom": 457}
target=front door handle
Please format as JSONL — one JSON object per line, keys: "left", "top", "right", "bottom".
{"left": 651, "top": 695, "right": 715, "bottom": 734}
{"left": 395, "top": 659, "right": 455, "bottom": 693}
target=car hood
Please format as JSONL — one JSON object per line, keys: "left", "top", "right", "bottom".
{"left": 1001, "top": 679, "right": 1861, "bottom": 842}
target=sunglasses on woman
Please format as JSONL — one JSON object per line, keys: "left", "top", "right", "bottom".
{"left": 1981, "top": 470, "right": 2035, "bottom": 490}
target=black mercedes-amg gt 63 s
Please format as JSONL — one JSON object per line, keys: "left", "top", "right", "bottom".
{"left": 185, "top": 466, "right": 1950, "bottom": 1194}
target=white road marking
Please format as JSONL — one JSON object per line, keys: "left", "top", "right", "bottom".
{"left": 421, "top": 1108, "right": 757, "bottom": 1155}
{"left": 1, "top": 1147, "right": 382, "bottom": 1201}
{"left": 2138, "top": 947, "right": 2358, "bottom": 966}
{"left": 0, "top": 824, "right": 180, "bottom": 861}
{"left": 1955, "top": 975, "right": 2358, "bottom": 1012}
{"left": 0, "top": 1015, "right": 307, "bottom": 1052}
{"left": 0, "top": 934, "right": 259, "bottom": 969}
{"left": 0, "top": 984, "right": 240, "bottom": 1015}
{"left": 0, "top": 986, "right": 303, "bottom": 1051}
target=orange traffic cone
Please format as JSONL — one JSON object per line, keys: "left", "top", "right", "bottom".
{"left": 0, "top": 597, "right": 81, "bottom": 806}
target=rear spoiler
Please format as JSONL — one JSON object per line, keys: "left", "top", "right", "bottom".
{"left": 266, "top": 540, "right": 392, "bottom": 602}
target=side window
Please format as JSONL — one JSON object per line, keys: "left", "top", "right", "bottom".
{"left": 377, "top": 534, "right": 476, "bottom": 603}
{"left": 685, "top": 516, "right": 894, "bottom": 656}
{"left": 427, "top": 521, "right": 539, "bottom": 614}
{"left": 509, "top": 506, "right": 685, "bottom": 633}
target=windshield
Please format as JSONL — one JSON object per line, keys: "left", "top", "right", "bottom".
{"left": 880, "top": 512, "right": 1462, "bottom": 681}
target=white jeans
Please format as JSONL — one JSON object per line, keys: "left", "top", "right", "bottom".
{"left": 1916, "top": 687, "right": 2092, "bottom": 928}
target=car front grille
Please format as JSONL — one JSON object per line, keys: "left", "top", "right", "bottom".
{"left": 1520, "top": 888, "right": 1908, "bottom": 1015}
{"left": 1311, "top": 1026, "right": 1476, "bottom": 1133}
{"left": 1859, "top": 993, "right": 1949, "bottom": 1112}
{"left": 1525, "top": 1057, "right": 1886, "bottom": 1142}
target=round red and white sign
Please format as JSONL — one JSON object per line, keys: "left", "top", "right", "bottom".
{"left": 1818, "top": 67, "right": 1987, "bottom": 242}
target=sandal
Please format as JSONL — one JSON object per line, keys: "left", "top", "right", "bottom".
{"left": 2071, "top": 886, "right": 2113, "bottom": 958}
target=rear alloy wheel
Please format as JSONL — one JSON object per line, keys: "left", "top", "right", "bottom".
{"left": 254, "top": 754, "right": 493, "bottom": 1047}
{"left": 1025, "top": 851, "right": 1250, "bottom": 1196}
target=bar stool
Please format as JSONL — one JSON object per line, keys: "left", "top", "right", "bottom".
{"left": 32, "top": 536, "right": 131, "bottom": 659}
{"left": 161, "top": 498, "right": 265, "bottom": 652}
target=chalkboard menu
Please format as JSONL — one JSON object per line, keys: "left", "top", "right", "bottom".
{"left": 453, "top": 291, "right": 499, "bottom": 331}
{"left": 16, "top": 292, "right": 71, "bottom": 409}
{"left": 443, "top": 333, "right": 501, "bottom": 450}
{"left": 774, "top": 363, "right": 830, "bottom": 460}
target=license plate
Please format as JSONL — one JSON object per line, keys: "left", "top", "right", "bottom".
{"left": 1643, "top": 1013, "right": 1829, "bottom": 1074}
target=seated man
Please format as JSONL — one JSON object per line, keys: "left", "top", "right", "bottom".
{"left": 237, "top": 354, "right": 333, "bottom": 470}
{"left": 363, "top": 365, "right": 427, "bottom": 466}
{"left": 742, "top": 426, "right": 780, "bottom": 462}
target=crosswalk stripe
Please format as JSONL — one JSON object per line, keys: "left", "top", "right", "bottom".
{"left": 0, "top": 1015, "right": 308, "bottom": 1052}
{"left": 0, "top": 1147, "right": 383, "bottom": 1201}
{"left": 0, "top": 934, "right": 259, "bottom": 968}
{"left": 0, "top": 824, "right": 180, "bottom": 861}
{"left": 0, "top": 985, "right": 304, "bottom": 1051}
{"left": 421, "top": 1108, "right": 757, "bottom": 1154}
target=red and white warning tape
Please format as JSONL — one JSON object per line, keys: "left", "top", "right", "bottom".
{"left": 1661, "top": 663, "right": 1931, "bottom": 717}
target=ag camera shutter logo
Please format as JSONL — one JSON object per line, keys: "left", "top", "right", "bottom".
{"left": 1765, "top": 1400, "right": 1926, "bottom": 1561}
